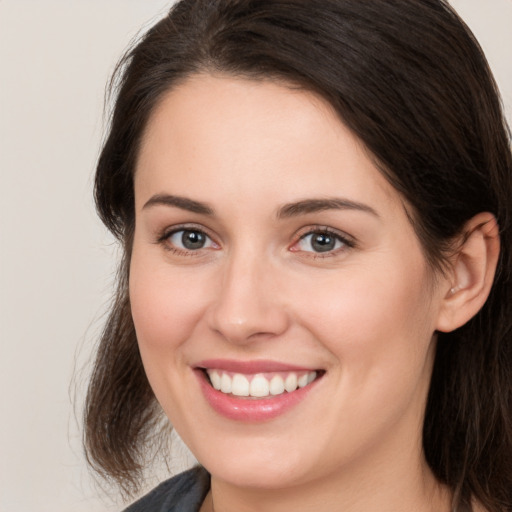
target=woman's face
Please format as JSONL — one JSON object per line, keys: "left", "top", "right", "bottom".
{"left": 130, "top": 74, "right": 449, "bottom": 489}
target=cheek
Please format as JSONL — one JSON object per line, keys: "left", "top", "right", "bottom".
{"left": 290, "top": 264, "right": 437, "bottom": 459}
{"left": 128, "top": 251, "right": 214, "bottom": 427}
{"left": 129, "top": 252, "right": 209, "bottom": 359}
{"left": 296, "top": 257, "right": 436, "bottom": 387}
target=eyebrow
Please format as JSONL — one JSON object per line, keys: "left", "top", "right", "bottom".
{"left": 142, "top": 194, "right": 214, "bottom": 215}
{"left": 277, "top": 198, "right": 379, "bottom": 219}
{"left": 142, "top": 193, "right": 378, "bottom": 219}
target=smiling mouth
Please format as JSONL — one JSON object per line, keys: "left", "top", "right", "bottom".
{"left": 201, "top": 369, "right": 324, "bottom": 399}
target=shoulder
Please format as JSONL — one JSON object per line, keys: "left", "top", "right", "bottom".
{"left": 122, "top": 466, "right": 210, "bottom": 512}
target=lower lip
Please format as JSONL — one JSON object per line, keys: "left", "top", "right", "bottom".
{"left": 195, "top": 370, "right": 321, "bottom": 422}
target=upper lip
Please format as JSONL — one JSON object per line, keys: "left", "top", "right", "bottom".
{"left": 195, "top": 359, "right": 319, "bottom": 374}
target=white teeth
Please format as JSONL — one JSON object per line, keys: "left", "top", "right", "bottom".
{"left": 206, "top": 370, "right": 319, "bottom": 398}
{"left": 269, "top": 375, "right": 285, "bottom": 395}
{"left": 209, "top": 370, "right": 221, "bottom": 390}
{"left": 250, "top": 374, "right": 270, "bottom": 397}
{"left": 284, "top": 373, "right": 298, "bottom": 392}
{"left": 232, "top": 374, "right": 250, "bottom": 396}
{"left": 220, "top": 373, "right": 232, "bottom": 394}
{"left": 297, "top": 373, "right": 309, "bottom": 388}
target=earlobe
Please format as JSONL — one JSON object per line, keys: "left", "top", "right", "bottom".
{"left": 436, "top": 212, "right": 500, "bottom": 333}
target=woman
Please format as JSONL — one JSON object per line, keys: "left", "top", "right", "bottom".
{"left": 84, "top": 1, "right": 512, "bottom": 511}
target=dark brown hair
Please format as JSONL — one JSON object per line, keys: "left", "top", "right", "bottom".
{"left": 85, "top": 1, "right": 512, "bottom": 509}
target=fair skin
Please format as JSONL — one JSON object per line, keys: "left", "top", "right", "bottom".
{"left": 129, "top": 74, "right": 499, "bottom": 512}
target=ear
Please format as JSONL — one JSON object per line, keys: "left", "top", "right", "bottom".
{"left": 436, "top": 212, "right": 500, "bottom": 333}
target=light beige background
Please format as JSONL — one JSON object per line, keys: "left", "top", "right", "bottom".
{"left": 0, "top": 1, "right": 511, "bottom": 511}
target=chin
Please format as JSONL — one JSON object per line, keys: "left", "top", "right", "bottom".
{"left": 203, "top": 456, "right": 307, "bottom": 489}
{"left": 179, "top": 424, "right": 329, "bottom": 490}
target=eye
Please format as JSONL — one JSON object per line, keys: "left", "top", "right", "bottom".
{"left": 293, "top": 229, "right": 353, "bottom": 254}
{"left": 165, "top": 228, "right": 217, "bottom": 251}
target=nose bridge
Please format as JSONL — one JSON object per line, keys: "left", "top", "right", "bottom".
{"left": 208, "top": 244, "right": 288, "bottom": 344}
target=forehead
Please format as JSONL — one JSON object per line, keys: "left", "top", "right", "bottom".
{"left": 138, "top": 73, "right": 344, "bottom": 165}
{"left": 135, "top": 73, "right": 401, "bottom": 212}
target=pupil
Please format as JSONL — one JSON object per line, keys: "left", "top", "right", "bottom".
{"left": 182, "top": 230, "right": 205, "bottom": 249}
{"left": 312, "top": 233, "right": 335, "bottom": 252}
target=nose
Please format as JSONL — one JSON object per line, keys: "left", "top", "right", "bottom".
{"left": 207, "top": 250, "right": 290, "bottom": 345}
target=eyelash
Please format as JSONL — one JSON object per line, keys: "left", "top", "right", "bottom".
{"left": 155, "top": 224, "right": 356, "bottom": 258}
{"left": 156, "top": 224, "right": 218, "bottom": 257}
{"left": 292, "top": 226, "right": 356, "bottom": 258}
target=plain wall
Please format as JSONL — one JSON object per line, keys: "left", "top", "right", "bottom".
{"left": 0, "top": 1, "right": 510, "bottom": 511}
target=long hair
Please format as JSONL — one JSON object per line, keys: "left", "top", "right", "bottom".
{"left": 85, "top": 1, "right": 512, "bottom": 509}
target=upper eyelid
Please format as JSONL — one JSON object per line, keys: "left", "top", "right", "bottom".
{"left": 156, "top": 225, "right": 219, "bottom": 255}
{"left": 158, "top": 223, "right": 215, "bottom": 241}
{"left": 295, "top": 225, "right": 355, "bottom": 244}
{"left": 291, "top": 227, "right": 357, "bottom": 259}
